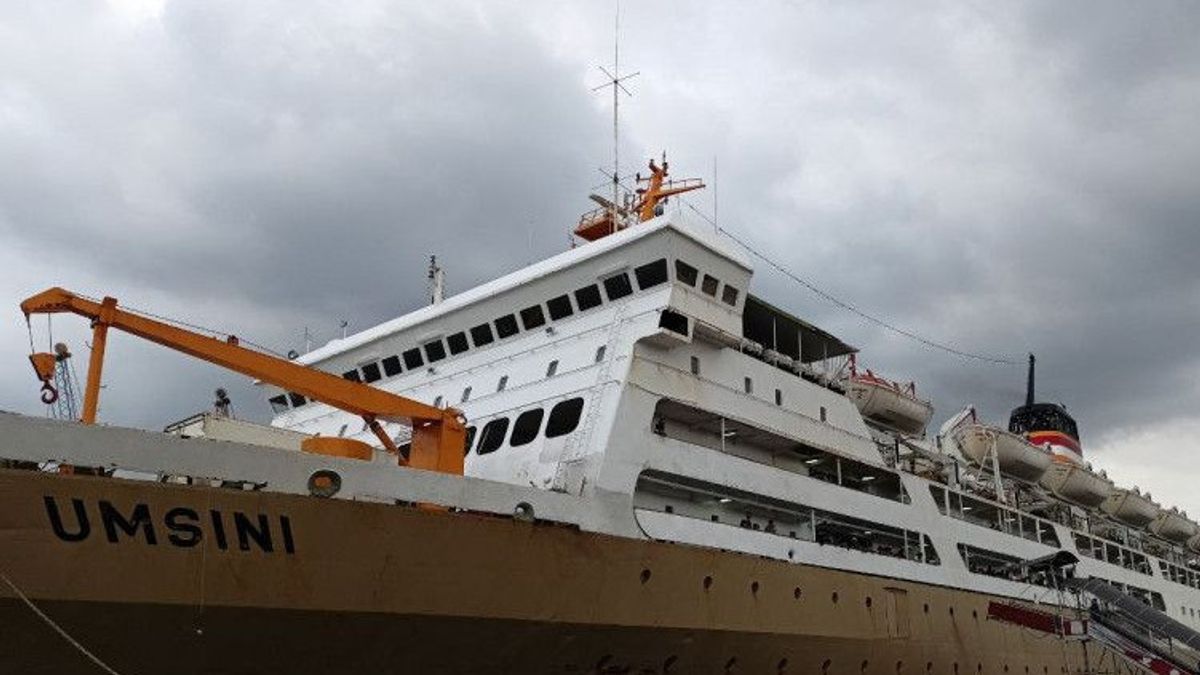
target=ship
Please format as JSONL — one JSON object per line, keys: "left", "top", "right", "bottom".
{"left": 4, "top": 158, "right": 1200, "bottom": 675}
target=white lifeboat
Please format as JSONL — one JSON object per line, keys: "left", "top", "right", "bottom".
{"left": 954, "top": 422, "right": 1053, "bottom": 483}
{"left": 1100, "top": 488, "right": 1160, "bottom": 528}
{"left": 1150, "top": 508, "right": 1198, "bottom": 543}
{"left": 1039, "top": 459, "right": 1114, "bottom": 508}
{"left": 1187, "top": 532, "right": 1200, "bottom": 555}
{"left": 842, "top": 355, "right": 933, "bottom": 437}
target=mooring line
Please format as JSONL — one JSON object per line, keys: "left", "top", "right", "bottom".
{"left": 0, "top": 571, "right": 126, "bottom": 675}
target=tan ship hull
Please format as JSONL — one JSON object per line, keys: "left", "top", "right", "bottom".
{"left": 0, "top": 469, "right": 1098, "bottom": 674}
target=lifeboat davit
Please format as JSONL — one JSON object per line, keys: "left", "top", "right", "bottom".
{"left": 1150, "top": 508, "right": 1198, "bottom": 543}
{"left": 1100, "top": 488, "right": 1160, "bottom": 528}
{"left": 843, "top": 355, "right": 933, "bottom": 436}
{"left": 1039, "top": 459, "right": 1114, "bottom": 508}
{"left": 955, "top": 423, "right": 1053, "bottom": 483}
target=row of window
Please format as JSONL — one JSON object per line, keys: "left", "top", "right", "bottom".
{"left": 673, "top": 258, "right": 740, "bottom": 307}
{"left": 1073, "top": 532, "right": 1152, "bottom": 576}
{"left": 1088, "top": 577, "right": 1167, "bottom": 613}
{"left": 465, "top": 397, "right": 585, "bottom": 456}
{"left": 636, "top": 471, "right": 939, "bottom": 565}
{"left": 1158, "top": 559, "right": 1200, "bottom": 590}
{"left": 268, "top": 258, "right": 675, "bottom": 414}
{"left": 930, "top": 486, "right": 1062, "bottom": 548}
{"left": 652, "top": 399, "right": 907, "bottom": 503}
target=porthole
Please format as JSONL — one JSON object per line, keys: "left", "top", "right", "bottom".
{"left": 640, "top": 569, "right": 652, "bottom": 584}
{"left": 832, "top": 591, "right": 839, "bottom": 604}
{"left": 703, "top": 575, "right": 714, "bottom": 590}
{"left": 777, "top": 658, "right": 789, "bottom": 674}
{"left": 822, "top": 659, "right": 831, "bottom": 673}
{"left": 865, "top": 596, "right": 873, "bottom": 608}
{"left": 751, "top": 581, "right": 760, "bottom": 595}
{"left": 862, "top": 660, "right": 870, "bottom": 672}
{"left": 923, "top": 603, "right": 930, "bottom": 614}
{"left": 793, "top": 587, "right": 802, "bottom": 600}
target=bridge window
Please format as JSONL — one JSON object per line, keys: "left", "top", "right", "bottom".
{"left": 342, "top": 370, "right": 361, "bottom": 382}
{"left": 547, "top": 294, "right": 574, "bottom": 320}
{"left": 603, "top": 272, "right": 634, "bottom": 301}
{"left": 722, "top": 284, "right": 740, "bottom": 306}
{"left": 675, "top": 260, "right": 698, "bottom": 286}
{"left": 546, "top": 398, "right": 585, "bottom": 438}
{"left": 470, "top": 323, "right": 495, "bottom": 347}
{"left": 477, "top": 418, "right": 509, "bottom": 455}
{"left": 520, "top": 305, "right": 546, "bottom": 330}
{"left": 495, "top": 314, "right": 519, "bottom": 339}
{"left": 402, "top": 347, "right": 424, "bottom": 369}
{"left": 701, "top": 274, "right": 720, "bottom": 297}
{"left": 268, "top": 395, "right": 289, "bottom": 413}
{"left": 635, "top": 258, "right": 669, "bottom": 290}
{"left": 423, "top": 339, "right": 447, "bottom": 363}
{"left": 361, "top": 362, "right": 382, "bottom": 383}
{"left": 575, "top": 284, "right": 603, "bottom": 311}
{"left": 381, "top": 355, "right": 402, "bottom": 376}
{"left": 287, "top": 393, "right": 306, "bottom": 408}
{"left": 446, "top": 332, "right": 469, "bottom": 355}
{"left": 659, "top": 309, "right": 689, "bottom": 336}
{"left": 510, "top": 408, "right": 545, "bottom": 447}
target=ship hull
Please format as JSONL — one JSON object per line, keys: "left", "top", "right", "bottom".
{"left": 0, "top": 469, "right": 1093, "bottom": 674}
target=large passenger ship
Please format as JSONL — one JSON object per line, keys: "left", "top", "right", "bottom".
{"left": 2, "top": 158, "right": 1199, "bottom": 674}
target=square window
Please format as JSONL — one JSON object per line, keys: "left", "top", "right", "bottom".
{"left": 494, "top": 314, "right": 519, "bottom": 338}
{"left": 470, "top": 323, "right": 495, "bottom": 347}
{"left": 402, "top": 347, "right": 424, "bottom": 369}
{"left": 701, "top": 274, "right": 719, "bottom": 296}
{"left": 268, "top": 395, "right": 289, "bottom": 413}
{"left": 602, "top": 273, "right": 633, "bottom": 300}
{"left": 659, "top": 310, "right": 689, "bottom": 336}
{"left": 744, "top": 377, "right": 753, "bottom": 394}
{"left": 820, "top": 406, "right": 827, "bottom": 422}
{"left": 287, "top": 392, "right": 306, "bottom": 407}
{"left": 361, "top": 362, "right": 382, "bottom": 383}
{"left": 342, "top": 370, "right": 362, "bottom": 382}
{"left": 381, "top": 355, "right": 402, "bottom": 376}
{"left": 675, "top": 260, "right": 698, "bottom": 286}
{"left": 775, "top": 389, "right": 783, "bottom": 406}
{"left": 424, "top": 339, "right": 447, "bottom": 363}
{"left": 690, "top": 356, "right": 700, "bottom": 375}
{"left": 519, "top": 305, "right": 546, "bottom": 330}
{"left": 722, "top": 284, "right": 739, "bottom": 306}
{"left": 446, "top": 332, "right": 469, "bottom": 355}
{"left": 634, "top": 259, "right": 668, "bottom": 289}
{"left": 547, "top": 294, "right": 574, "bottom": 320}
{"left": 575, "top": 284, "right": 602, "bottom": 311}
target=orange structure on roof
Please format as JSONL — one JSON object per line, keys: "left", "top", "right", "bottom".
{"left": 574, "top": 154, "right": 705, "bottom": 242}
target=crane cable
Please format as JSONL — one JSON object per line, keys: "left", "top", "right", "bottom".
{"left": 682, "top": 202, "right": 1022, "bottom": 366}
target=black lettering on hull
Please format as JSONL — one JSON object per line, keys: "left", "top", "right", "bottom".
{"left": 44, "top": 496, "right": 90, "bottom": 542}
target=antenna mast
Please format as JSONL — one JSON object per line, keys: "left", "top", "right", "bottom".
{"left": 593, "top": 0, "right": 638, "bottom": 235}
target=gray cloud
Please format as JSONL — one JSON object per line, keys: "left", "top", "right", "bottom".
{"left": 1, "top": 1, "right": 1198, "bottom": 510}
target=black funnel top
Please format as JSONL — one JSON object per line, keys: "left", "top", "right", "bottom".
{"left": 1025, "top": 353, "right": 1036, "bottom": 407}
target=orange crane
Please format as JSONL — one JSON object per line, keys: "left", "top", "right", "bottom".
{"left": 20, "top": 287, "right": 465, "bottom": 475}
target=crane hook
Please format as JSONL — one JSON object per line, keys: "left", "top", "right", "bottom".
{"left": 40, "top": 381, "right": 59, "bottom": 405}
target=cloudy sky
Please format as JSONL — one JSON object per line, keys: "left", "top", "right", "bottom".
{"left": 1, "top": 1, "right": 1198, "bottom": 512}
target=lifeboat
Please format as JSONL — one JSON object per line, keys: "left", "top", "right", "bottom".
{"left": 954, "top": 423, "right": 1053, "bottom": 483}
{"left": 1150, "top": 508, "right": 1198, "bottom": 543}
{"left": 1039, "top": 459, "right": 1114, "bottom": 507}
{"left": 1188, "top": 533, "right": 1200, "bottom": 555}
{"left": 842, "top": 355, "right": 933, "bottom": 436}
{"left": 1100, "top": 488, "right": 1161, "bottom": 528}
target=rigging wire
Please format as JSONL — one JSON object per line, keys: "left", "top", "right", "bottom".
{"left": 71, "top": 292, "right": 288, "bottom": 358}
{"left": 681, "top": 201, "right": 1022, "bottom": 366}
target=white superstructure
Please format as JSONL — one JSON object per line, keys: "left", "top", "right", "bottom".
{"left": 261, "top": 209, "right": 1200, "bottom": 629}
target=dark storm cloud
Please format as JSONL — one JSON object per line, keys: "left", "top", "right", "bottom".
{"left": 1, "top": 1, "right": 1198, "bottom": 510}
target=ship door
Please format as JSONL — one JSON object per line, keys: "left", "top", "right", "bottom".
{"left": 883, "top": 587, "right": 911, "bottom": 639}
